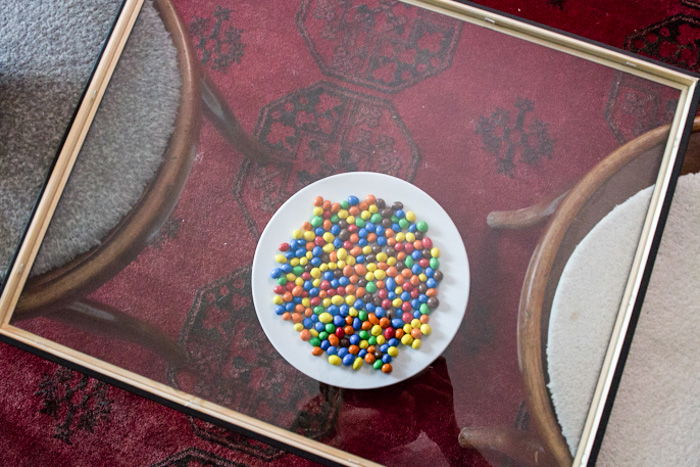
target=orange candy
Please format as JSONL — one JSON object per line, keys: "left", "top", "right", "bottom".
{"left": 331, "top": 202, "right": 341, "bottom": 213}
{"left": 368, "top": 313, "right": 379, "bottom": 325}
{"left": 283, "top": 291, "right": 293, "bottom": 302}
{"left": 379, "top": 317, "right": 390, "bottom": 328}
{"left": 328, "top": 334, "right": 339, "bottom": 346}
{"left": 354, "top": 264, "right": 367, "bottom": 275}
{"left": 348, "top": 345, "right": 359, "bottom": 354}
{"left": 345, "top": 284, "right": 356, "bottom": 295}
{"left": 343, "top": 265, "right": 354, "bottom": 277}
{"left": 300, "top": 330, "right": 311, "bottom": 341}
{"left": 349, "top": 233, "right": 359, "bottom": 244}
{"left": 381, "top": 363, "right": 392, "bottom": 374}
{"left": 397, "top": 251, "right": 406, "bottom": 260}
{"left": 313, "top": 196, "right": 323, "bottom": 206}
{"left": 410, "top": 275, "right": 420, "bottom": 286}
{"left": 323, "top": 219, "right": 332, "bottom": 230}
{"left": 282, "top": 312, "right": 292, "bottom": 321}
{"left": 292, "top": 313, "right": 302, "bottom": 323}
{"left": 349, "top": 206, "right": 360, "bottom": 216}
{"left": 365, "top": 354, "right": 376, "bottom": 364}
{"left": 322, "top": 199, "right": 331, "bottom": 210}
{"left": 311, "top": 346, "right": 324, "bottom": 356}
{"left": 411, "top": 328, "right": 422, "bottom": 339}
{"left": 361, "top": 321, "right": 372, "bottom": 331}
{"left": 344, "top": 325, "right": 354, "bottom": 335}
{"left": 426, "top": 288, "right": 438, "bottom": 297}
{"left": 401, "top": 268, "right": 412, "bottom": 278}
{"left": 367, "top": 233, "right": 377, "bottom": 242}
{"left": 395, "top": 328, "right": 405, "bottom": 338}
{"left": 302, "top": 221, "right": 312, "bottom": 231}
{"left": 386, "top": 267, "right": 398, "bottom": 277}
{"left": 420, "top": 314, "right": 430, "bottom": 324}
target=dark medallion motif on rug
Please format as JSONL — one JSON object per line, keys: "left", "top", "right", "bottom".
{"left": 475, "top": 98, "right": 554, "bottom": 177}
{"left": 34, "top": 367, "right": 112, "bottom": 444}
{"left": 170, "top": 266, "right": 340, "bottom": 460}
{"left": 152, "top": 448, "right": 245, "bottom": 466}
{"left": 190, "top": 6, "right": 245, "bottom": 71}
{"left": 233, "top": 81, "right": 420, "bottom": 235}
{"left": 297, "top": 0, "right": 462, "bottom": 92}
{"left": 605, "top": 72, "right": 678, "bottom": 144}
{"left": 625, "top": 14, "right": 700, "bottom": 72}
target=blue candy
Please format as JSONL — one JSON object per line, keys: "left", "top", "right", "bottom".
{"left": 337, "top": 347, "right": 349, "bottom": 358}
{"left": 342, "top": 354, "right": 355, "bottom": 366}
{"left": 271, "top": 268, "right": 283, "bottom": 279}
{"left": 348, "top": 195, "right": 359, "bottom": 206}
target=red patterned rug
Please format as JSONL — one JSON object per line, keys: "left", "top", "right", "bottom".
{"left": 1, "top": 0, "right": 697, "bottom": 465}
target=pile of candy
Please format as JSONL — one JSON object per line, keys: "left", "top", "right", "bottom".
{"left": 270, "top": 194, "right": 442, "bottom": 374}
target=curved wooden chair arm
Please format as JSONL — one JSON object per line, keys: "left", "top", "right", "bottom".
{"left": 459, "top": 426, "right": 558, "bottom": 466}
{"left": 487, "top": 191, "right": 568, "bottom": 230}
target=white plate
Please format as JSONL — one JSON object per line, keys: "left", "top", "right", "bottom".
{"left": 252, "top": 172, "right": 469, "bottom": 389}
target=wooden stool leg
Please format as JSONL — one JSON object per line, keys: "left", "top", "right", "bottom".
{"left": 43, "top": 299, "right": 189, "bottom": 370}
{"left": 459, "top": 426, "right": 558, "bottom": 466}
{"left": 201, "top": 76, "right": 276, "bottom": 164}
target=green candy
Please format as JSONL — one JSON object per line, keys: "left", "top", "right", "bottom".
{"left": 430, "top": 257, "right": 440, "bottom": 269}
{"left": 358, "top": 310, "right": 368, "bottom": 321}
{"left": 391, "top": 215, "right": 399, "bottom": 223}
{"left": 398, "top": 218, "right": 409, "bottom": 229}
{"left": 355, "top": 218, "right": 366, "bottom": 228}
{"left": 292, "top": 266, "right": 304, "bottom": 276}
{"left": 310, "top": 216, "right": 323, "bottom": 227}
{"left": 313, "top": 306, "right": 324, "bottom": 315}
{"left": 373, "top": 360, "right": 383, "bottom": 370}
{"left": 330, "top": 214, "right": 339, "bottom": 223}
{"left": 365, "top": 282, "right": 377, "bottom": 293}
{"left": 325, "top": 323, "right": 336, "bottom": 333}
{"left": 309, "top": 337, "right": 321, "bottom": 347}
{"left": 404, "top": 256, "right": 414, "bottom": 268}
{"left": 318, "top": 331, "right": 328, "bottom": 340}
{"left": 370, "top": 213, "right": 382, "bottom": 224}
{"left": 416, "top": 220, "right": 429, "bottom": 232}
{"left": 359, "top": 330, "right": 370, "bottom": 340}
{"left": 277, "top": 277, "right": 287, "bottom": 285}
{"left": 368, "top": 336, "right": 377, "bottom": 345}
{"left": 340, "top": 200, "right": 349, "bottom": 209}
{"left": 420, "top": 303, "right": 430, "bottom": 315}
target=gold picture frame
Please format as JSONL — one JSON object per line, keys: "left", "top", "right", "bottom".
{"left": 1, "top": 1, "right": 698, "bottom": 465}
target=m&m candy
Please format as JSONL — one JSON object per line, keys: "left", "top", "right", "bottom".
{"left": 271, "top": 195, "right": 443, "bottom": 374}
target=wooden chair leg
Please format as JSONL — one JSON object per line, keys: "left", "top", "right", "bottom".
{"left": 201, "top": 75, "right": 286, "bottom": 165}
{"left": 459, "top": 426, "right": 558, "bottom": 466}
{"left": 487, "top": 191, "right": 567, "bottom": 230}
{"left": 38, "top": 299, "right": 189, "bottom": 370}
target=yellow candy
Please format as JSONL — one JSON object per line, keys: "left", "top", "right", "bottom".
{"left": 387, "top": 257, "right": 396, "bottom": 266}
{"left": 387, "top": 346, "right": 399, "bottom": 357}
{"left": 299, "top": 257, "right": 308, "bottom": 265}
{"left": 405, "top": 211, "right": 416, "bottom": 222}
{"left": 419, "top": 273, "right": 427, "bottom": 282}
{"left": 376, "top": 335, "right": 386, "bottom": 345}
{"left": 322, "top": 243, "right": 335, "bottom": 253}
{"left": 346, "top": 255, "right": 356, "bottom": 266}
{"left": 362, "top": 245, "right": 372, "bottom": 255}
{"left": 293, "top": 323, "right": 304, "bottom": 332}
{"left": 394, "top": 286, "right": 403, "bottom": 295}
{"left": 352, "top": 357, "right": 363, "bottom": 370}
{"left": 411, "top": 319, "right": 421, "bottom": 328}
{"left": 349, "top": 307, "right": 359, "bottom": 317}
{"left": 369, "top": 204, "right": 378, "bottom": 213}
{"left": 360, "top": 211, "right": 370, "bottom": 220}
{"left": 371, "top": 325, "right": 382, "bottom": 336}
{"left": 328, "top": 355, "right": 342, "bottom": 366}
{"left": 303, "top": 230, "right": 315, "bottom": 241}
{"left": 401, "top": 334, "right": 414, "bottom": 345}
{"left": 337, "top": 248, "right": 348, "bottom": 260}
{"left": 420, "top": 324, "right": 432, "bottom": 335}
{"left": 395, "top": 232, "right": 405, "bottom": 242}
{"left": 405, "top": 232, "right": 415, "bottom": 242}
{"left": 292, "top": 229, "right": 302, "bottom": 239}
{"left": 301, "top": 298, "right": 310, "bottom": 307}
{"left": 374, "top": 269, "right": 386, "bottom": 280}
{"left": 295, "top": 277, "right": 303, "bottom": 286}
{"left": 376, "top": 252, "right": 388, "bottom": 262}
{"left": 310, "top": 329, "right": 319, "bottom": 337}
{"left": 319, "top": 263, "right": 328, "bottom": 272}
{"left": 337, "top": 260, "right": 346, "bottom": 269}
{"left": 272, "top": 296, "right": 283, "bottom": 305}
{"left": 286, "top": 273, "right": 296, "bottom": 281}
{"left": 365, "top": 272, "right": 375, "bottom": 282}
{"left": 306, "top": 251, "right": 313, "bottom": 259}
{"left": 310, "top": 268, "right": 321, "bottom": 278}
{"left": 289, "top": 258, "right": 299, "bottom": 266}
{"left": 338, "top": 209, "right": 349, "bottom": 219}
{"left": 346, "top": 215, "right": 355, "bottom": 224}
{"left": 344, "top": 295, "right": 356, "bottom": 305}
{"left": 431, "top": 247, "right": 440, "bottom": 258}
{"left": 319, "top": 312, "right": 332, "bottom": 323}
{"left": 328, "top": 262, "right": 337, "bottom": 270}
{"left": 274, "top": 254, "right": 287, "bottom": 263}
{"left": 412, "top": 338, "right": 422, "bottom": 349}
{"left": 359, "top": 340, "right": 369, "bottom": 349}
{"left": 366, "top": 263, "right": 377, "bottom": 272}
{"left": 322, "top": 232, "right": 335, "bottom": 243}
{"left": 331, "top": 295, "right": 344, "bottom": 306}
{"left": 322, "top": 298, "right": 332, "bottom": 307}
{"left": 312, "top": 207, "right": 323, "bottom": 216}
{"left": 392, "top": 298, "right": 403, "bottom": 308}
{"left": 312, "top": 278, "right": 321, "bottom": 287}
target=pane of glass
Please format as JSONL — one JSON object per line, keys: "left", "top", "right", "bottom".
{"left": 0, "top": 0, "right": 124, "bottom": 288}
{"left": 9, "top": 1, "right": 685, "bottom": 464}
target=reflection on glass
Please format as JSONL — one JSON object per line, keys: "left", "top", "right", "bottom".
{"left": 9, "top": 1, "right": 683, "bottom": 465}
{"left": 0, "top": 0, "right": 123, "bottom": 286}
